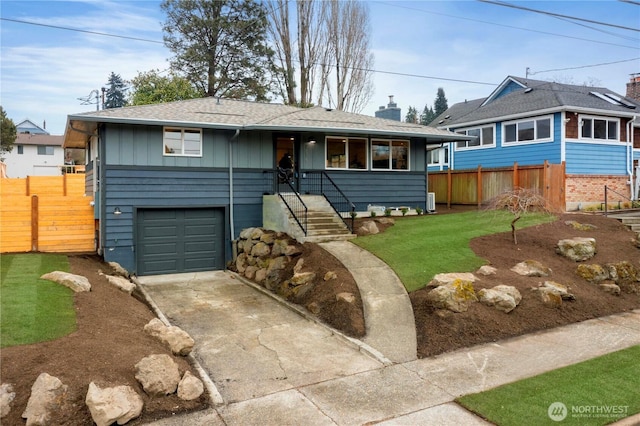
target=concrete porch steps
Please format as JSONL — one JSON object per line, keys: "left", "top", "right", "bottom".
{"left": 299, "top": 196, "right": 356, "bottom": 243}
{"left": 606, "top": 210, "right": 640, "bottom": 237}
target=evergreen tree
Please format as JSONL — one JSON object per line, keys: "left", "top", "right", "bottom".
{"left": 104, "top": 72, "right": 128, "bottom": 109}
{"left": 434, "top": 87, "right": 448, "bottom": 116}
{"left": 405, "top": 106, "right": 418, "bottom": 123}
{"left": 0, "top": 106, "right": 17, "bottom": 161}
{"left": 162, "top": 0, "right": 276, "bottom": 101}
{"left": 421, "top": 105, "right": 436, "bottom": 126}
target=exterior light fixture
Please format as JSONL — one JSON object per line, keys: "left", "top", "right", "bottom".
{"left": 113, "top": 207, "right": 122, "bottom": 215}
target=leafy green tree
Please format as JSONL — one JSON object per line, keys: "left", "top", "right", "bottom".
{"left": 0, "top": 106, "right": 17, "bottom": 161}
{"left": 162, "top": 0, "right": 276, "bottom": 101}
{"left": 104, "top": 72, "right": 128, "bottom": 109}
{"left": 405, "top": 106, "right": 418, "bottom": 123}
{"left": 434, "top": 87, "right": 448, "bottom": 116}
{"left": 129, "top": 70, "right": 201, "bottom": 105}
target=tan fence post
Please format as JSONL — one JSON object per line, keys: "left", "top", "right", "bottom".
{"left": 513, "top": 162, "right": 519, "bottom": 189}
{"left": 477, "top": 165, "right": 483, "bottom": 208}
{"left": 447, "top": 168, "right": 452, "bottom": 209}
{"left": 31, "top": 195, "right": 38, "bottom": 251}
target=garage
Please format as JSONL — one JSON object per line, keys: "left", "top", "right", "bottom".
{"left": 136, "top": 207, "right": 225, "bottom": 275}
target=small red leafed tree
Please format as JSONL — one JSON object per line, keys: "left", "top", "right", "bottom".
{"left": 487, "top": 188, "right": 551, "bottom": 244}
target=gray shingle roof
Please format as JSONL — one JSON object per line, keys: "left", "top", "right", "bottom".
{"left": 66, "top": 97, "right": 465, "bottom": 142}
{"left": 434, "top": 76, "right": 640, "bottom": 128}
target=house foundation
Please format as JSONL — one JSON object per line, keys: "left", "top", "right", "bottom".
{"left": 565, "top": 174, "right": 630, "bottom": 211}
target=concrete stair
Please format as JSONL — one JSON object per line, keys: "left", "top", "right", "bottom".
{"left": 606, "top": 210, "right": 640, "bottom": 237}
{"left": 296, "top": 195, "right": 356, "bottom": 243}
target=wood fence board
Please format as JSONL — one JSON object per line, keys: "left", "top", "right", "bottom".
{"left": 1, "top": 175, "right": 95, "bottom": 253}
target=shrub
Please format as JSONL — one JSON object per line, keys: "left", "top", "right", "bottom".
{"left": 370, "top": 211, "right": 377, "bottom": 218}
{"left": 384, "top": 208, "right": 392, "bottom": 217}
{"left": 415, "top": 206, "right": 423, "bottom": 215}
{"left": 401, "top": 207, "right": 408, "bottom": 216}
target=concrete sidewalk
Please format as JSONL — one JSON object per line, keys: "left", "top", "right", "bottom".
{"left": 138, "top": 270, "right": 640, "bottom": 426}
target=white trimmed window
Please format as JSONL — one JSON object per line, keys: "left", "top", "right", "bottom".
{"left": 326, "top": 137, "right": 367, "bottom": 169}
{"left": 455, "top": 125, "right": 495, "bottom": 149}
{"left": 579, "top": 115, "right": 619, "bottom": 141}
{"left": 163, "top": 127, "right": 202, "bottom": 156}
{"left": 37, "top": 146, "right": 55, "bottom": 155}
{"left": 427, "top": 146, "right": 449, "bottom": 166}
{"left": 503, "top": 116, "right": 553, "bottom": 144}
{"left": 371, "top": 139, "right": 409, "bottom": 171}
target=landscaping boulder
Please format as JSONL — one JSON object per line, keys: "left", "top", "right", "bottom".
{"left": 425, "top": 279, "right": 478, "bottom": 313}
{"left": 556, "top": 237, "right": 596, "bottom": 261}
{"left": 40, "top": 271, "right": 91, "bottom": 293}
{"left": 358, "top": 220, "right": 379, "bottom": 235}
{"left": 324, "top": 271, "right": 337, "bottom": 281}
{"left": 510, "top": 260, "right": 551, "bottom": 277}
{"left": 336, "top": 292, "right": 356, "bottom": 304}
{"left": 607, "top": 261, "right": 640, "bottom": 293}
{"left": 599, "top": 283, "right": 621, "bottom": 296}
{"left": 478, "top": 285, "right": 522, "bottom": 313}
{"left": 575, "top": 264, "right": 608, "bottom": 283}
{"left": 143, "top": 318, "right": 195, "bottom": 356}
{"left": 134, "top": 354, "right": 181, "bottom": 397}
{"left": 107, "top": 262, "right": 130, "bottom": 278}
{"left": 0, "top": 383, "right": 15, "bottom": 419}
{"left": 565, "top": 220, "right": 597, "bottom": 231}
{"left": 177, "top": 371, "right": 204, "bottom": 401}
{"left": 531, "top": 281, "right": 575, "bottom": 308}
{"left": 85, "top": 382, "right": 143, "bottom": 426}
{"left": 105, "top": 275, "right": 136, "bottom": 294}
{"left": 22, "top": 373, "right": 68, "bottom": 426}
{"left": 427, "top": 272, "right": 477, "bottom": 289}
{"left": 476, "top": 265, "right": 497, "bottom": 276}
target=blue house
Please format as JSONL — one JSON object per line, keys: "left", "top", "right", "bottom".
{"left": 430, "top": 76, "right": 640, "bottom": 210}
{"left": 63, "top": 98, "right": 466, "bottom": 275}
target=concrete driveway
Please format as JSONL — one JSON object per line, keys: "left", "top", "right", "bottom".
{"left": 136, "top": 271, "right": 382, "bottom": 404}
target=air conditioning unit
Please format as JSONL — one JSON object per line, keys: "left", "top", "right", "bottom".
{"left": 427, "top": 192, "right": 436, "bottom": 212}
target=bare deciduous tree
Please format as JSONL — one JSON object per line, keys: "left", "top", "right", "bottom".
{"left": 487, "top": 188, "right": 551, "bottom": 244}
{"left": 267, "top": 0, "right": 373, "bottom": 112}
{"left": 322, "top": 0, "right": 374, "bottom": 113}
{"left": 267, "top": 0, "right": 326, "bottom": 107}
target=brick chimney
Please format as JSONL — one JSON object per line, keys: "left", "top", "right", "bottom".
{"left": 626, "top": 73, "right": 640, "bottom": 102}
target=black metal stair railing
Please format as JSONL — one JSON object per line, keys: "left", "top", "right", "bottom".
{"left": 301, "top": 171, "right": 356, "bottom": 232}
{"left": 263, "top": 170, "right": 308, "bottom": 236}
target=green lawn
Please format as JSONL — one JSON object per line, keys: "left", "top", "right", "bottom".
{"left": 0, "top": 253, "right": 77, "bottom": 348}
{"left": 353, "top": 210, "right": 555, "bottom": 292}
{"left": 457, "top": 345, "right": 640, "bottom": 426}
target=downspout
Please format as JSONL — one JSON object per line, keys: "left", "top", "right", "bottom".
{"left": 229, "top": 129, "right": 240, "bottom": 241}
{"left": 627, "top": 116, "right": 637, "bottom": 200}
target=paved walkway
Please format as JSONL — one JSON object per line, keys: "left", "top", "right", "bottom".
{"left": 137, "top": 270, "right": 640, "bottom": 426}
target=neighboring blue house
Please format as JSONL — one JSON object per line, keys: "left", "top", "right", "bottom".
{"left": 430, "top": 76, "right": 640, "bottom": 210}
{"left": 63, "top": 98, "right": 466, "bottom": 275}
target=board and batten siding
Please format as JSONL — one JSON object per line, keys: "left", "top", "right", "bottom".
{"left": 103, "top": 123, "right": 275, "bottom": 169}
{"left": 565, "top": 142, "right": 628, "bottom": 175}
{"left": 453, "top": 113, "right": 562, "bottom": 170}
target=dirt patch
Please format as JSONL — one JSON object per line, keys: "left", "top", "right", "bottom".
{"left": 2, "top": 209, "right": 638, "bottom": 424}
{"left": 1, "top": 256, "right": 208, "bottom": 425}
{"left": 411, "top": 211, "right": 640, "bottom": 357}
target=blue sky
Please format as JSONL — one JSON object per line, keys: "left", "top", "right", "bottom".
{"left": 1, "top": 0, "right": 639, "bottom": 135}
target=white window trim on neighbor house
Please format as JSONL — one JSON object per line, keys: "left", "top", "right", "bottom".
{"left": 455, "top": 124, "right": 496, "bottom": 150}
{"left": 578, "top": 115, "right": 620, "bottom": 142}
{"left": 502, "top": 115, "right": 553, "bottom": 146}
{"left": 325, "top": 136, "right": 368, "bottom": 170}
{"left": 427, "top": 145, "right": 449, "bottom": 166}
{"left": 163, "top": 127, "right": 203, "bottom": 157}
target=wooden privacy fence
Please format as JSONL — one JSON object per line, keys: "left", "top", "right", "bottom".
{"left": 428, "top": 161, "right": 566, "bottom": 211}
{"left": 1, "top": 175, "right": 95, "bottom": 253}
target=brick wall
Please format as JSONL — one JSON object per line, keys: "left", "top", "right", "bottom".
{"left": 565, "top": 174, "right": 630, "bottom": 210}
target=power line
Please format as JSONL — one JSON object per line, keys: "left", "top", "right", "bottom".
{"left": 0, "top": 17, "right": 164, "bottom": 44}
{"left": 529, "top": 57, "right": 640, "bottom": 75}
{"left": 618, "top": 0, "right": 640, "bottom": 6}
{"left": 479, "top": 0, "right": 640, "bottom": 32}
{"left": 376, "top": 1, "right": 638, "bottom": 50}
